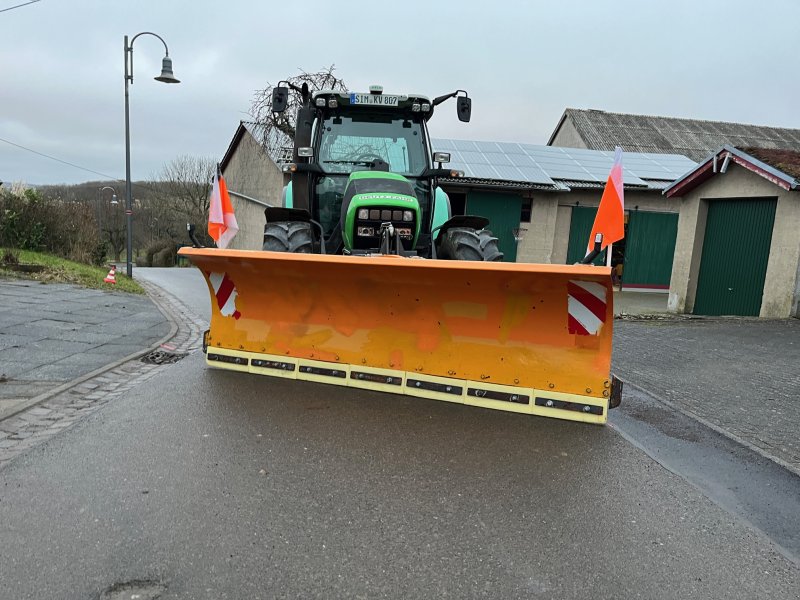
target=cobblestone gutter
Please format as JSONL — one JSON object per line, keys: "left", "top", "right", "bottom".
{"left": 0, "top": 282, "right": 206, "bottom": 469}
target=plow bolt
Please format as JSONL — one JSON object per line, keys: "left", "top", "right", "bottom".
{"left": 545, "top": 400, "right": 554, "bottom": 407}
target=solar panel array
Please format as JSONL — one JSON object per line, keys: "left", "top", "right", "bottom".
{"left": 431, "top": 139, "right": 697, "bottom": 188}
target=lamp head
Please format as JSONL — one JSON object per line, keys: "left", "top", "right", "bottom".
{"left": 154, "top": 56, "right": 180, "bottom": 84}
{"left": 110, "top": 195, "right": 119, "bottom": 205}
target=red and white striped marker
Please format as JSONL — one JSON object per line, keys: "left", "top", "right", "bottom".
{"left": 207, "top": 272, "right": 241, "bottom": 319}
{"left": 568, "top": 280, "right": 607, "bottom": 335}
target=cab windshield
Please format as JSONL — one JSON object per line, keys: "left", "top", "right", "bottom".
{"left": 317, "top": 113, "right": 427, "bottom": 176}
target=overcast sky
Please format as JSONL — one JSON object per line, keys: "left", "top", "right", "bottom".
{"left": 1, "top": 0, "right": 799, "bottom": 186}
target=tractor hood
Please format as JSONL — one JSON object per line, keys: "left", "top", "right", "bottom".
{"left": 341, "top": 171, "right": 421, "bottom": 251}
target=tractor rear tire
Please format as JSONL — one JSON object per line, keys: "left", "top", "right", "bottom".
{"left": 263, "top": 221, "right": 313, "bottom": 253}
{"left": 438, "top": 227, "right": 504, "bottom": 262}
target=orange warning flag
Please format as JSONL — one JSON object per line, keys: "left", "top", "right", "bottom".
{"left": 587, "top": 147, "right": 625, "bottom": 253}
{"left": 208, "top": 165, "right": 239, "bottom": 249}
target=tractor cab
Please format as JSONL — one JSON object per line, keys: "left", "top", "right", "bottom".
{"left": 269, "top": 83, "right": 488, "bottom": 259}
{"left": 308, "top": 88, "right": 434, "bottom": 240}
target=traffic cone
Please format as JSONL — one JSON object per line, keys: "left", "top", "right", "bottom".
{"left": 104, "top": 266, "right": 117, "bottom": 285}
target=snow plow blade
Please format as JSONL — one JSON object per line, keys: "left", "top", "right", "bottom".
{"left": 179, "top": 247, "right": 617, "bottom": 424}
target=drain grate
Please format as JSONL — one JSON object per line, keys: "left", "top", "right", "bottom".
{"left": 100, "top": 580, "right": 166, "bottom": 600}
{"left": 140, "top": 349, "right": 187, "bottom": 365}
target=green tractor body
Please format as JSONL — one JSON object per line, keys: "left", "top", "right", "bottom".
{"left": 267, "top": 84, "right": 502, "bottom": 261}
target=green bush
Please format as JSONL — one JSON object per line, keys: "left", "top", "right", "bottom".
{"left": 89, "top": 241, "right": 107, "bottom": 266}
{"left": 135, "top": 254, "right": 151, "bottom": 267}
{"left": 143, "top": 239, "right": 176, "bottom": 267}
{"left": 0, "top": 188, "right": 99, "bottom": 263}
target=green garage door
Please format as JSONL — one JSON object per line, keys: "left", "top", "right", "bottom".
{"left": 566, "top": 206, "right": 605, "bottom": 265}
{"left": 623, "top": 211, "right": 678, "bottom": 288}
{"left": 694, "top": 198, "right": 777, "bottom": 316}
{"left": 466, "top": 191, "right": 521, "bottom": 262}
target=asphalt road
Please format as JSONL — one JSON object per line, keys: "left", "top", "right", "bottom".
{"left": 0, "top": 267, "right": 798, "bottom": 599}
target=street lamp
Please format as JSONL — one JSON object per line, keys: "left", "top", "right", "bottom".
{"left": 96, "top": 186, "right": 118, "bottom": 262}
{"left": 96, "top": 185, "right": 118, "bottom": 233}
{"left": 123, "top": 32, "right": 179, "bottom": 278}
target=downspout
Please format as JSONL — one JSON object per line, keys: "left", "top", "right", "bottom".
{"left": 720, "top": 152, "right": 731, "bottom": 173}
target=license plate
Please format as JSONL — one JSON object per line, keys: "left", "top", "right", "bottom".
{"left": 350, "top": 93, "right": 399, "bottom": 107}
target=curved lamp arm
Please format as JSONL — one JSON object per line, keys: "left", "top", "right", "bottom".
{"left": 125, "top": 31, "right": 177, "bottom": 85}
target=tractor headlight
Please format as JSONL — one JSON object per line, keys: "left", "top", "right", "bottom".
{"left": 403, "top": 210, "right": 413, "bottom": 222}
{"left": 358, "top": 208, "right": 369, "bottom": 219}
{"left": 369, "top": 209, "right": 380, "bottom": 220}
{"left": 421, "top": 103, "right": 431, "bottom": 112}
{"left": 357, "top": 226, "right": 375, "bottom": 237}
{"left": 411, "top": 103, "right": 421, "bottom": 112}
{"left": 315, "top": 97, "right": 326, "bottom": 107}
{"left": 380, "top": 209, "right": 392, "bottom": 221}
{"left": 392, "top": 210, "right": 403, "bottom": 221}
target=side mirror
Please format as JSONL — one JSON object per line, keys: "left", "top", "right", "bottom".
{"left": 433, "top": 152, "right": 451, "bottom": 164}
{"left": 272, "top": 86, "right": 289, "bottom": 113}
{"left": 457, "top": 96, "right": 472, "bottom": 122}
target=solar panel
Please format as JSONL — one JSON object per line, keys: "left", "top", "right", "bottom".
{"left": 431, "top": 138, "right": 696, "bottom": 187}
{"left": 468, "top": 164, "right": 501, "bottom": 179}
{"left": 459, "top": 151, "right": 490, "bottom": 165}
{"left": 451, "top": 139, "right": 479, "bottom": 151}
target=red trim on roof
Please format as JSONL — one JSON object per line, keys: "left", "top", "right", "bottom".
{"left": 665, "top": 160, "right": 715, "bottom": 197}
{"left": 730, "top": 155, "right": 792, "bottom": 191}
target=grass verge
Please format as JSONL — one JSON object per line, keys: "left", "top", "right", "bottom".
{"left": 0, "top": 249, "right": 145, "bottom": 294}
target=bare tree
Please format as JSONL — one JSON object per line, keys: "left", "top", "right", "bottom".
{"left": 249, "top": 66, "right": 347, "bottom": 163}
{"left": 155, "top": 155, "right": 216, "bottom": 244}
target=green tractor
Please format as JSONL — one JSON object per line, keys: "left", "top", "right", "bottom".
{"left": 266, "top": 83, "right": 503, "bottom": 261}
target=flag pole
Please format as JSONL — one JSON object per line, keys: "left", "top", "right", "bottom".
{"left": 606, "top": 242, "right": 613, "bottom": 267}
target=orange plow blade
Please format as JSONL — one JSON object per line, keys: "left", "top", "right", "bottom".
{"left": 179, "top": 248, "right": 617, "bottom": 424}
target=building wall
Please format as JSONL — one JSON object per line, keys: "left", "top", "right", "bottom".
{"left": 668, "top": 164, "right": 800, "bottom": 318}
{"left": 548, "top": 115, "right": 588, "bottom": 149}
{"left": 222, "top": 131, "right": 284, "bottom": 250}
{"left": 516, "top": 194, "right": 559, "bottom": 263}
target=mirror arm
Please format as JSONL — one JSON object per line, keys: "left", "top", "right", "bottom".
{"left": 432, "top": 89, "right": 468, "bottom": 107}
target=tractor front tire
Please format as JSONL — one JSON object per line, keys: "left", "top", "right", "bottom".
{"left": 438, "top": 227, "right": 504, "bottom": 262}
{"left": 263, "top": 221, "right": 313, "bottom": 253}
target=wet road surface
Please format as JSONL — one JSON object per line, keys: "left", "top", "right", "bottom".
{"left": 0, "top": 268, "right": 797, "bottom": 599}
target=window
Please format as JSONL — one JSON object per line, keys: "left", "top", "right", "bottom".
{"left": 520, "top": 197, "right": 532, "bottom": 223}
{"left": 318, "top": 114, "right": 426, "bottom": 176}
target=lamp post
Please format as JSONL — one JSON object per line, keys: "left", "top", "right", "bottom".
{"left": 97, "top": 185, "right": 119, "bottom": 262}
{"left": 96, "top": 185, "right": 118, "bottom": 236}
{"left": 124, "top": 32, "right": 179, "bottom": 278}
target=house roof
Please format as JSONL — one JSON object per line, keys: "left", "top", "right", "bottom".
{"left": 218, "top": 122, "right": 695, "bottom": 194}
{"left": 432, "top": 138, "right": 696, "bottom": 192}
{"left": 220, "top": 121, "right": 290, "bottom": 173}
{"left": 739, "top": 147, "right": 800, "bottom": 180}
{"left": 664, "top": 145, "right": 800, "bottom": 197}
{"left": 548, "top": 109, "right": 800, "bottom": 162}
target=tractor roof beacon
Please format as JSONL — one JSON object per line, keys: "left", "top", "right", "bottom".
{"left": 267, "top": 82, "right": 503, "bottom": 261}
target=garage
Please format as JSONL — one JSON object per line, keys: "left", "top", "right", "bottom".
{"left": 666, "top": 146, "right": 800, "bottom": 318}
{"left": 465, "top": 190, "right": 522, "bottom": 262}
{"left": 693, "top": 198, "right": 777, "bottom": 316}
{"left": 565, "top": 206, "right": 678, "bottom": 288}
